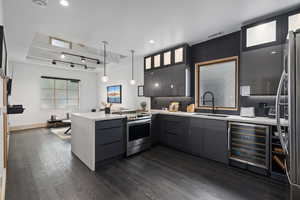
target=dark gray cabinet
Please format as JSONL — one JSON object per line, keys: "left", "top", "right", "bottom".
{"left": 144, "top": 64, "right": 190, "bottom": 97}
{"left": 202, "top": 119, "right": 228, "bottom": 164}
{"left": 160, "top": 115, "right": 189, "bottom": 152}
{"left": 188, "top": 117, "right": 228, "bottom": 164}
{"left": 151, "top": 114, "right": 161, "bottom": 145}
{"left": 95, "top": 119, "right": 125, "bottom": 163}
{"left": 188, "top": 118, "right": 205, "bottom": 157}
{"left": 240, "top": 44, "right": 283, "bottom": 95}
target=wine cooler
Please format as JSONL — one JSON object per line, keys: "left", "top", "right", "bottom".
{"left": 228, "top": 122, "right": 270, "bottom": 173}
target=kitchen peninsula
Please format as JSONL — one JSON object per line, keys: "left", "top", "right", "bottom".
{"left": 71, "top": 112, "right": 126, "bottom": 171}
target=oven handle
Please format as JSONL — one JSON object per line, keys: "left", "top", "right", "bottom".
{"left": 127, "top": 119, "right": 151, "bottom": 125}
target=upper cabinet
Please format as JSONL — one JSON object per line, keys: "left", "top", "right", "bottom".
{"left": 144, "top": 44, "right": 190, "bottom": 97}
{"left": 144, "top": 44, "right": 189, "bottom": 71}
{"left": 242, "top": 8, "right": 300, "bottom": 52}
{"left": 242, "top": 17, "right": 283, "bottom": 51}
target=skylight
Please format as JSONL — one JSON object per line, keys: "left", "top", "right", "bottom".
{"left": 50, "top": 37, "right": 72, "bottom": 49}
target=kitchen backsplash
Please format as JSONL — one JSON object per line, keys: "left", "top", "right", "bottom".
{"left": 151, "top": 95, "right": 280, "bottom": 117}
{"left": 151, "top": 97, "right": 193, "bottom": 111}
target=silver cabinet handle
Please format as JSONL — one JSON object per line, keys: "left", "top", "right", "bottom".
{"left": 227, "top": 126, "right": 231, "bottom": 151}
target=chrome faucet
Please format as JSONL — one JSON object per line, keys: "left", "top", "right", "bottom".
{"left": 202, "top": 91, "right": 215, "bottom": 114}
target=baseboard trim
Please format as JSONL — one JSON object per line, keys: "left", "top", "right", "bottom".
{"left": 10, "top": 123, "right": 47, "bottom": 132}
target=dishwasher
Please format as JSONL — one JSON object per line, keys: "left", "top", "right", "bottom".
{"left": 228, "top": 122, "right": 270, "bottom": 175}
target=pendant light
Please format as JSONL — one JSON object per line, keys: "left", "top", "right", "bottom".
{"left": 102, "top": 41, "right": 109, "bottom": 82}
{"left": 130, "top": 50, "right": 136, "bottom": 85}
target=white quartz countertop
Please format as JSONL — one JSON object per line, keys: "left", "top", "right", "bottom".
{"left": 151, "top": 109, "right": 288, "bottom": 126}
{"left": 71, "top": 112, "right": 126, "bottom": 121}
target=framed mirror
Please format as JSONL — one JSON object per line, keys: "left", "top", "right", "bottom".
{"left": 195, "top": 56, "right": 239, "bottom": 111}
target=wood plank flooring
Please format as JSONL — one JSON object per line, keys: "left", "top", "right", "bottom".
{"left": 6, "top": 128, "right": 290, "bottom": 200}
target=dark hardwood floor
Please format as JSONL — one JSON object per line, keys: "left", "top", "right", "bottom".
{"left": 6, "top": 128, "right": 289, "bottom": 200}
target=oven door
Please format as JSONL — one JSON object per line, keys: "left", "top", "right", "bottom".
{"left": 127, "top": 119, "right": 151, "bottom": 147}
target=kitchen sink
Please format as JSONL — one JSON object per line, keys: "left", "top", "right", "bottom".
{"left": 193, "top": 113, "right": 229, "bottom": 118}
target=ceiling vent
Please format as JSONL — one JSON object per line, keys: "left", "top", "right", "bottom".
{"left": 208, "top": 32, "right": 224, "bottom": 38}
{"left": 32, "top": 0, "right": 48, "bottom": 7}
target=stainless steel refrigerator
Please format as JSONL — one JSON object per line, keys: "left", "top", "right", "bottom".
{"left": 276, "top": 30, "right": 300, "bottom": 199}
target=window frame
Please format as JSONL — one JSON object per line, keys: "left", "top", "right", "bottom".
{"left": 194, "top": 56, "right": 239, "bottom": 111}
{"left": 40, "top": 76, "right": 80, "bottom": 110}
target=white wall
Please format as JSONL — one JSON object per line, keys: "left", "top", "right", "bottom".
{"left": 0, "top": 0, "right": 4, "bottom": 25}
{"left": 98, "top": 56, "right": 150, "bottom": 111}
{"left": 9, "top": 61, "right": 98, "bottom": 127}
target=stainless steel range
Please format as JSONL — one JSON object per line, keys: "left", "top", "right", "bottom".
{"left": 126, "top": 112, "right": 152, "bottom": 157}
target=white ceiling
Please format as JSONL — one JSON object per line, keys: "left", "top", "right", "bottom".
{"left": 3, "top": 0, "right": 300, "bottom": 62}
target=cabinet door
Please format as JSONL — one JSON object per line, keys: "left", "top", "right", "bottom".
{"left": 151, "top": 115, "right": 161, "bottom": 145}
{"left": 202, "top": 119, "right": 228, "bottom": 164}
{"left": 240, "top": 44, "right": 283, "bottom": 95}
{"left": 169, "top": 64, "right": 188, "bottom": 96}
{"left": 144, "top": 71, "right": 154, "bottom": 97}
{"left": 188, "top": 118, "right": 205, "bottom": 157}
{"left": 160, "top": 115, "right": 189, "bottom": 151}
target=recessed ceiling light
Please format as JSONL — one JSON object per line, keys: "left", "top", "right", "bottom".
{"left": 149, "top": 40, "right": 155, "bottom": 44}
{"left": 60, "top": 53, "right": 65, "bottom": 59}
{"left": 81, "top": 57, "right": 86, "bottom": 63}
{"left": 60, "top": 0, "right": 69, "bottom": 7}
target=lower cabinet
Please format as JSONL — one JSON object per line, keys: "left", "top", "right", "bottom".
{"left": 95, "top": 119, "right": 125, "bottom": 163}
{"left": 189, "top": 118, "right": 228, "bottom": 164}
{"left": 160, "top": 115, "right": 189, "bottom": 152}
{"left": 156, "top": 115, "right": 228, "bottom": 164}
{"left": 151, "top": 114, "right": 161, "bottom": 145}
{"left": 202, "top": 119, "right": 228, "bottom": 164}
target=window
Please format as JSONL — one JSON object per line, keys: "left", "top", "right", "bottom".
{"left": 154, "top": 54, "right": 161, "bottom": 68}
{"left": 289, "top": 13, "right": 300, "bottom": 32}
{"left": 195, "top": 56, "right": 238, "bottom": 111}
{"left": 163, "top": 51, "right": 171, "bottom": 65}
{"left": 246, "top": 20, "right": 277, "bottom": 47}
{"left": 40, "top": 77, "right": 80, "bottom": 111}
{"left": 145, "top": 57, "right": 152, "bottom": 70}
{"left": 50, "top": 37, "right": 72, "bottom": 49}
{"left": 174, "top": 47, "right": 183, "bottom": 63}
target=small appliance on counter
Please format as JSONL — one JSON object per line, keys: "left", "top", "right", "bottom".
{"left": 240, "top": 107, "right": 255, "bottom": 118}
{"left": 168, "top": 102, "right": 179, "bottom": 112}
{"left": 267, "top": 106, "right": 276, "bottom": 118}
{"left": 187, "top": 104, "right": 195, "bottom": 113}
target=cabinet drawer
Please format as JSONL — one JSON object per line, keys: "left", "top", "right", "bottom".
{"left": 95, "top": 127, "right": 123, "bottom": 145}
{"left": 95, "top": 141, "right": 124, "bottom": 162}
{"left": 95, "top": 119, "right": 123, "bottom": 130}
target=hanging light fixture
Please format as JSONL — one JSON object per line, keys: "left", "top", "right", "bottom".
{"left": 102, "top": 41, "right": 109, "bottom": 82}
{"left": 130, "top": 50, "right": 136, "bottom": 85}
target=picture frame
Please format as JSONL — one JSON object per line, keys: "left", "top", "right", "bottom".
{"left": 137, "top": 85, "right": 144, "bottom": 97}
{"left": 107, "top": 85, "right": 122, "bottom": 103}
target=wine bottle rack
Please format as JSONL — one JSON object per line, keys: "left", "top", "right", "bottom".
{"left": 228, "top": 122, "right": 269, "bottom": 169}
